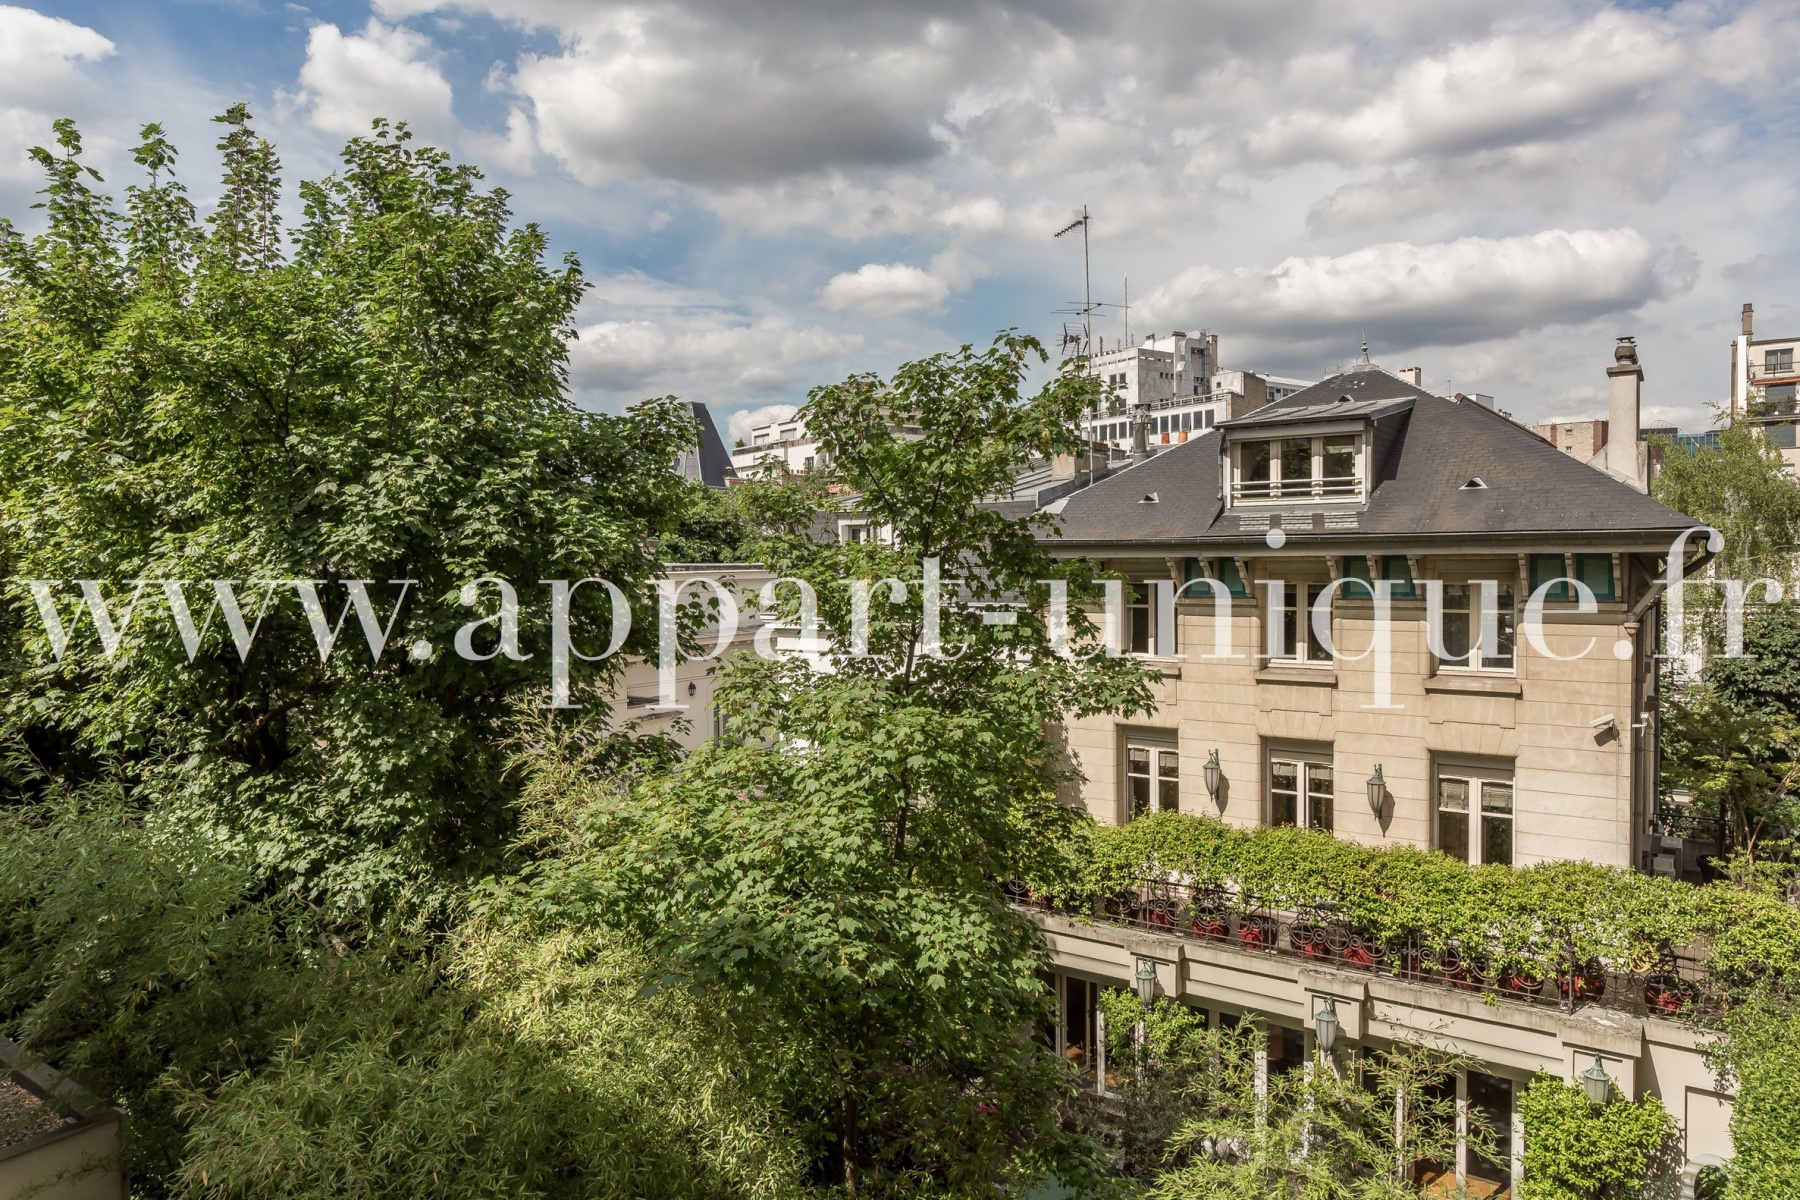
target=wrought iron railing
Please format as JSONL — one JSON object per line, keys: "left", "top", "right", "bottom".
{"left": 1008, "top": 878, "right": 1719, "bottom": 1024}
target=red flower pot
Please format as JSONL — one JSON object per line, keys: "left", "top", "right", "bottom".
{"left": 1342, "top": 944, "right": 1377, "bottom": 971}
{"left": 1190, "top": 915, "right": 1228, "bottom": 941}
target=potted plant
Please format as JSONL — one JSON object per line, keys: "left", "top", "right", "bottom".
{"left": 1557, "top": 959, "right": 1607, "bottom": 1002}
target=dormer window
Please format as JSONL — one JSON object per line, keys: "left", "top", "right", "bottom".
{"left": 1231, "top": 432, "right": 1364, "bottom": 503}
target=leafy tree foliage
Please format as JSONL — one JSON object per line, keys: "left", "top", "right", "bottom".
{"left": 1091, "top": 992, "right": 1481, "bottom": 1199}
{"left": 1651, "top": 422, "right": 1800, "bottom": 588}
{"left": 1708, "top": 992, "right": 1800, "bottom": 1200}
{"left": 508, "top": 335, "right": 1155, "bottom": 1196}
{"left": 0, "top": 113, "right": 695, "bottom": 908}
{"left": 1516, "top": 1075, "right": 1675, "bottom": 1200}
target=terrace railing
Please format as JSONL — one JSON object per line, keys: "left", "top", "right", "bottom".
{"left": 1008, "top": 877, "right": 1719, "bottom": 1025}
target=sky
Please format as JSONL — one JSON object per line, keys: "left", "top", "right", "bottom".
{"left": 3, "top": 0, "right": 1797, "bottom": 441}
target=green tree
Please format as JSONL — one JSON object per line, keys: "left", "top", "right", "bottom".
{"left": 511, "top": 335, "right": 1154, "bottom": 1196}
{"left": 0, "top": 113, "right": 696, "bottom": 908}
{"left": 1516, "top": 1074, "right": 1675, "bottom": 1200}
{"left": 1709, "top": 992, "right": 1800, "bottom": 1200}
{"left": 1651, "top": 422, "right": 1800, "bottom": 588}
{"left": 1092, "top": 992, "right": 1482, "bottom": 1199}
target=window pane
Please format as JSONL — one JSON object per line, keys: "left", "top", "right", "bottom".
{"left": 1306, "top": 585, "right": 1332, "bottom": 662}
{"left": 1245, "top": 440, "right": 1272, "bottom": 482}
{"left": 1279, "top": 584, "right": 1298, "bottom": 659}
{"left": 1128, "top": 746, "right": 1150, "bottom": 775}
{"left": 1482, "top": 814, "right": 1513, "bottom": 866}
{"left": 1440, "top": 584, "right": 1471, "bottom": 663}
{"left": 1158, "top": 750, "right": 1179, "bottom": 779}
{"left": 1280, "top": 438, "right": 1312, "bottom": 485}
{"left": 1467, "top": 1073, "right": 1514, "bottom": 1187}
{"left": 1271, "top": 761, "right": 1298, "bottom": 827}
{"left": 1483, "top": 586, "right": 1516, "bottom": 669}
{"left": 1438, "top": 778, "right": 1469, "bottom": 812}
{"left": 1323, "top": 435, "right": 1355, "bottom": 485}
{"left": 1440, "top": 810, "right": 1470, "bottom": 862}
{"left": 1308, "top": 764, "right": 1334, "bottom": 832}
{"left": 1129, "top": 774, "right": 1150, "bottom": 820}
{"left": 1480, "top": 781, "right": 1513, "bottom": 813}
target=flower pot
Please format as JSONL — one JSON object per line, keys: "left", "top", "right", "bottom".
{"left": 1189, "top": 914, "right": 1228, "bottom": 941}
{"left": 1238, "top": 919, "right": 1272, "bottom": 949}
{"left": 1290, "top": 927, "right": 1333, "bottom": 961}
{"left": 1342, "top": 944, "right": 1378, "bottom": 971}
{"left": 1500, "top": 969, "right": 1544, "bottom": 999}
{"left": 1557, "top": 969, "right": 1606, "bottom": 1002}
{"left": 1643, "top": 977, "right": 1691, "bottom": 1015}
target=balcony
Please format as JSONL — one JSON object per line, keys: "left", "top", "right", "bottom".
{"left": 1750, "top": 359, "right": 1799, "bottom": 382}
{"left": 1008, "top": 876, "right": 1716, "bottom": 1024}
{"left": 1231, "top": 475, "right": 1362, "bottom": 503}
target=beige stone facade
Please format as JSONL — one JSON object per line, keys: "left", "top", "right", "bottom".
{"left": 1060, "top": 549, "right": 1666, "bottom": 873}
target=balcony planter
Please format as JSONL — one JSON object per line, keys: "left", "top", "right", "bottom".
{"left": 1189, "top": 911, "right": 1229, "bottom": 941}
{"left": 1557, "top": 961, "right": 1607, "bottom": 1003}
{"left": 1237, "top": 915, "right": 1276, "bottom": 950}
{"left": 1643, "top": 975, "right": 1694, "bottom": 1016}
{"left": 1143, "top": 895, "right": 1179, "bottom": 929}
{"left": 1499, "top": 962, "right": 1545, "bottom": 999}
{"left": 1290, "top": 922, "right": 1333, "bottom": 962}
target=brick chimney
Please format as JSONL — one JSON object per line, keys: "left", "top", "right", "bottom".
{"left": 1605, "top": 337, "right": 1644, "bottom": 490}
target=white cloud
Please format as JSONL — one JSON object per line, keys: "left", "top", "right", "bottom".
{"left": 1242, "top": 11, "right": 1683, "bottom": 169}
{"left": 0, "top": 6, "right": 113, "bottom": 183}
{"left": 567, "top": 314, "right": 863, "bottom": 409}
{"left": 726, "top": 403, "right": 798, "bottom": 444}
{"left": 294, "top": 19, "right": 455, "bottom": 141}
{"left": 1138, "top": 228, "right": 1683, "bottom": 351}
{"left": 820, "top": 263, "right": 950, "bottom": 316}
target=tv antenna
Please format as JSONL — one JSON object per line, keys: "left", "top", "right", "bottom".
{"left": 1054, "top": 205, "right": 1095, "bottom": 366}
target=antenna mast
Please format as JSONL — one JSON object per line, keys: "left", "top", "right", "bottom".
{"left": 1054, "top": 204, "right": 1097, "bottom": 477}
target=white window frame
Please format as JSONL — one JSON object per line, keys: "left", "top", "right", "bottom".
{"left": 1434, "top": 760, "right": 1515, "bottom": 866}
{"left": 1268, "top": 747, "right": 1334, "bottom": 833}
{"left": 1432, "top": 580, "right": 1517, "bottom": 674}
{"left": 1227, "top": 423, "right": 1366, "bottom": 506}
{"left": 1124, "top": 731, "right": 1180, "bottom": 820}
{"left": 1126, "top": 580, "right": 1177, "bottom": 658}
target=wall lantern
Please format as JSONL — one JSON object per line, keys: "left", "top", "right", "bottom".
{"left": 1366, "top": 764, "right": 1387, "bottom": 819}
{"left": 1203, "top": 749, "right": 1223, "bottom": 807}
{"left": 1580, "top": 1054, "right": 1612, "bottom": 1105}
{"left": 1315, "top": 996, "right": 1340, "bottom": 1056}
{"left": 1133, "top": 957, "right": 1158, "bottom": 1006}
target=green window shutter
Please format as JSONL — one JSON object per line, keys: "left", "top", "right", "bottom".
{"left": 1381, "top": 555, "right": 1415, "bottom": 599}
{"left": 1214, "top": 557, "right": 1248, "bottom": 598}
{"left": 1530, "top": 554, "right": 1569, "bottom": 601}
{"left": 1575, "top": 554, "right": 1614, "bottom": 602}
{"left": 1342, "top": 556, "right": 1375, "bottom": 600}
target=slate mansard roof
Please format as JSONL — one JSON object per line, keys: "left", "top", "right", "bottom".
{"left": 1045, "top": 367, "right": 1698, "bottom": 552}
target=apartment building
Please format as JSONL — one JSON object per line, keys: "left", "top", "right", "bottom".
{"left": 1032, "top": 350, "right": 1731, "bottom": 1193}
{"left": 1079, "top": 330, "right": 1312, "bottom": 452}
{"left": 1728, "top": 302, "right": 1800, "bottom": 470}
{"left": 729, "top": 413, "right": 925, "bottom": 478}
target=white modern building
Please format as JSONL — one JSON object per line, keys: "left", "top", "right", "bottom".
{"left": 1078, "top": 330, "right": 1314, "bottom": 452}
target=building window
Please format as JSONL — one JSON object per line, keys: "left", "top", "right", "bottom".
{"left": 1204, "top": 410, "right": 1215, "bottom": 428}
{"left": 1766, "top": 348, "right": 1795, "bottom": 375}
{"left": 1576, "top": 554, "right": 1614, "bottom": 602}
{"left": 1435, "top": 583, "right": 1516, "bottom": 671}
{"left": 1270, "top": 753, "right": 1333, "bottom": 831}
{"left": 1126, "top": 735, "right": 1179, "bottom": 819}
{"left": 1529, "top": 554, "right": 1568, "bottom": 600}
{"left": 1437, "top": 768, "right": 1513, "bottom": 866}
{"left": 841, "top": 521, "right": 871, "bottom": 544}
{"left": 1272, "top": 583, "right": 1331, "bottom": 663}
{"left": 1232, "top": 434, "right": 1363, "bottom": 503}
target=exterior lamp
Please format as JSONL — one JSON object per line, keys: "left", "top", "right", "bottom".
{"left": 1580, "top": 1054, "right": 1612, "bottom": 1105}
{"left": 1134, "top": 957, "right": 1158, "bottom": 1006}
{"left": 1314, "top": 996, "right": 1340, "bottom": 1056}
{"left": 1203, "top": 749, "right": 1223, "bottom": 807}
{"left": 1366, "top": 765, "right": 1387, "bottom": 819}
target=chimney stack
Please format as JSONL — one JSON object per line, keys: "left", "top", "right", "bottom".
{"left": 1398, "top": 366, "right": 1423, "bottom": 387}
{"left": 1606, "top": 337, "right": 1645, "bottom": 491}
{"left": 1744, "top": 302, "right": 1755, "bottom": 338}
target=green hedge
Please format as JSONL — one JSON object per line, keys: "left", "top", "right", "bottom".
{"left": 1057, "top": 813, "right": 1800, "bottom": 985}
